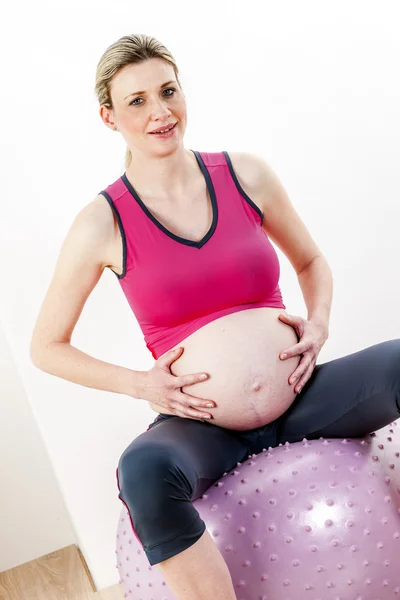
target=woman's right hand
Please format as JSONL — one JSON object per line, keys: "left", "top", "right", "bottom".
{"left": 141, "top": 347, "right": 216, "bottom": 420}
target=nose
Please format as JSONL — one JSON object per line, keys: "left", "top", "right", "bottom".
{"left": 148, "top": 96, "right": 172, "bottom": 121}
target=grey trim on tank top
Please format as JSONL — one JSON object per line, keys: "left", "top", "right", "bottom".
{"left": 120, "top": 149, "right": 218, "bottom": 249}
{"left": 98, "top": 190, "right": 127, "bottom": 279}
{"left": 222, "top": 151, "right": 264, "bottom": 225}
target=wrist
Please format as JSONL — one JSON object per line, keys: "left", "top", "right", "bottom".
{"left": 118, "top": 367, "right": 148, "bottom": 399}
{"left": 310, "top": 318, "right": 329, "bottom": 341}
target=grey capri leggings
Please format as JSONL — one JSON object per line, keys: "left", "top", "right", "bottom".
{"left": 116, "top": 339, "right": 400, "bottom": 566}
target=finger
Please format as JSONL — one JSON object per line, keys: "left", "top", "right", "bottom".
{"left": 288, "top": 358, "right": 310, "bottom": 385}
{"left": 179, "top": 372, "right": 209, "bottom": 387}
{"left": 183, "top": 409, "right": 209, "bottom": 420}
{"left": 171, "top": 406, "right": 206, "bottom": 420}
{"left": 295, "top": 362, "right": 315, "bottom": 393}
{"left": 280, "top": 342, "right": 307, "bottom": 360}
{"left": 279, "top": 313, "right": 300, "bottom": 324}
{"left": 279, "top": 313, "right": 290, "bottom": 320}
{"left": 176, "top": 390, "right": 216, "bottom": 409}
{"left": 162, "top": 346, "right": 184, "bottom": 367}
{"left": 171, "top": 402, "right": 212, "bottom": 420}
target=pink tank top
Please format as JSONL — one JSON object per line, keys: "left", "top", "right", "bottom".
{"left": 99, "top": 150, "right": 286, "bottom": 359}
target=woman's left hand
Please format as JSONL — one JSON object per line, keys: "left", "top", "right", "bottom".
{"left": 278, "top": 313, "right": 328, "bottom": 394}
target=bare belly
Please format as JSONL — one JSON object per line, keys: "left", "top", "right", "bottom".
{"left": 149, "top": 307, "right": 301, "bottom": 431}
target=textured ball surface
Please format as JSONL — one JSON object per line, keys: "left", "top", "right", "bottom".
{"left": 116, "top": 422, "right": 400, "bottom": 599}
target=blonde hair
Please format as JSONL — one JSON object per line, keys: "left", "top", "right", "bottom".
{"left": 94, "top": 33, "right": 182, "bottom": 171}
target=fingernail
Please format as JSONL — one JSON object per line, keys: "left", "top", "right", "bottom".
{"left": 281, "top": 353, "right": 287, "bottom": 360}
{"left": 206, "top": 403, "right": 214, "bottom": 407}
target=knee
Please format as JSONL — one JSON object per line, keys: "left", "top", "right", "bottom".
{"left": 117, "top": 444, "right": 183, "bottom": 502}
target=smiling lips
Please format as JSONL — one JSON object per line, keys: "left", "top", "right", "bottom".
{"left": 148, "top": 122, "right": 177, "bottom": 134}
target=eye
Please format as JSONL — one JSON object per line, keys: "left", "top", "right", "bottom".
{"left": 129, "top": 87, "right": 176, "bottom": 106}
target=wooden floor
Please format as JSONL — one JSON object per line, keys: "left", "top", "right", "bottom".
{"left": 0, "top": 545, "right": 125, "bottom": 600}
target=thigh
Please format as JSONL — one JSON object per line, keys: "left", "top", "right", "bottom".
{"left": 276, "top": 339, "right": 400, "bottom": 443}
{"left": 122, "top": 414, "right": 252, "bottom": 501}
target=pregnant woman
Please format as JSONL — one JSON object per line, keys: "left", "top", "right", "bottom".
{"left": 30, "top": 34, "right": 400, "bottom": 600}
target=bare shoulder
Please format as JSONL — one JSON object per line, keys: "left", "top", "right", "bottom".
{"left": 224, "top": 151, "right": 277, "bottom": 211}
{"left": 82, "top": 193, "right": 116, "bottom": 233}
{"left": 78, "top": 194, "right": 117, "bottom": 269}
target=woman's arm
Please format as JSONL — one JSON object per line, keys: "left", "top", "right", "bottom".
{"left": 297, "top": 254, "right": 333, "bottom": 338}
{"left": 32, "top": 340, "right": 146, "bottom": 398}
{"left": 30, "top": 197, "right": 146, "bottom": 399}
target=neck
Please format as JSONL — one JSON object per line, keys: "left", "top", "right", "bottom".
{"left": 125, "top": 146, "right": 196, "bottom": 200}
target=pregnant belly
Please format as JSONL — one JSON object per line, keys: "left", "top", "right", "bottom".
{"left": 149, "top": 307, "right": 302, "bottom": 431}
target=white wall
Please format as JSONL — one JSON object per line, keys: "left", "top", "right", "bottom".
{"left": 0, "top": 320, "right": 77, "bottom": 570}
{"left": 2, "top": 0, "right": 399, "bottom": 591}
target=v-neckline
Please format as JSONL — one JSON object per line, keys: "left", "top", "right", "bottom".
{"left": 120, "top": 150, "right": 218, "bottom": 249}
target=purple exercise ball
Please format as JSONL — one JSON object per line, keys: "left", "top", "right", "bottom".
{"left": 116, "top": 422, "right": 400, "bottom": 599}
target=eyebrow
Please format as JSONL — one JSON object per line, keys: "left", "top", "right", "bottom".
{"left": 124, "top": 80, "right": 176, "bottom": 100}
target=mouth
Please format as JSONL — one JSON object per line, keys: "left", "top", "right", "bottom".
{"left": 148, "top": 122, "right": 177, "bottom": 135}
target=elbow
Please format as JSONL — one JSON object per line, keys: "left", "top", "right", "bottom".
{"left": 30, "top": 338, "right": 51, "bottom": 370}
{"left": 30, "top": 338, "right": 68, "bottom": 371}
{"left": 30, "top": 342, "right": 43, "bottom": 369}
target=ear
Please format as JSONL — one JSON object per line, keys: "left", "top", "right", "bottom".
{"left": 99, "top": 105, "right": 116, "bottom": 131}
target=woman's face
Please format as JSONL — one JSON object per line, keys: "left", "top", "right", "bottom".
{"left": 102, "top": 58, "right": 187, "bottom": 156}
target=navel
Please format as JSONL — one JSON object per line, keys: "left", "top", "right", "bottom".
{"left": 251, "top": 381, "right": 262, "bottom": 392}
